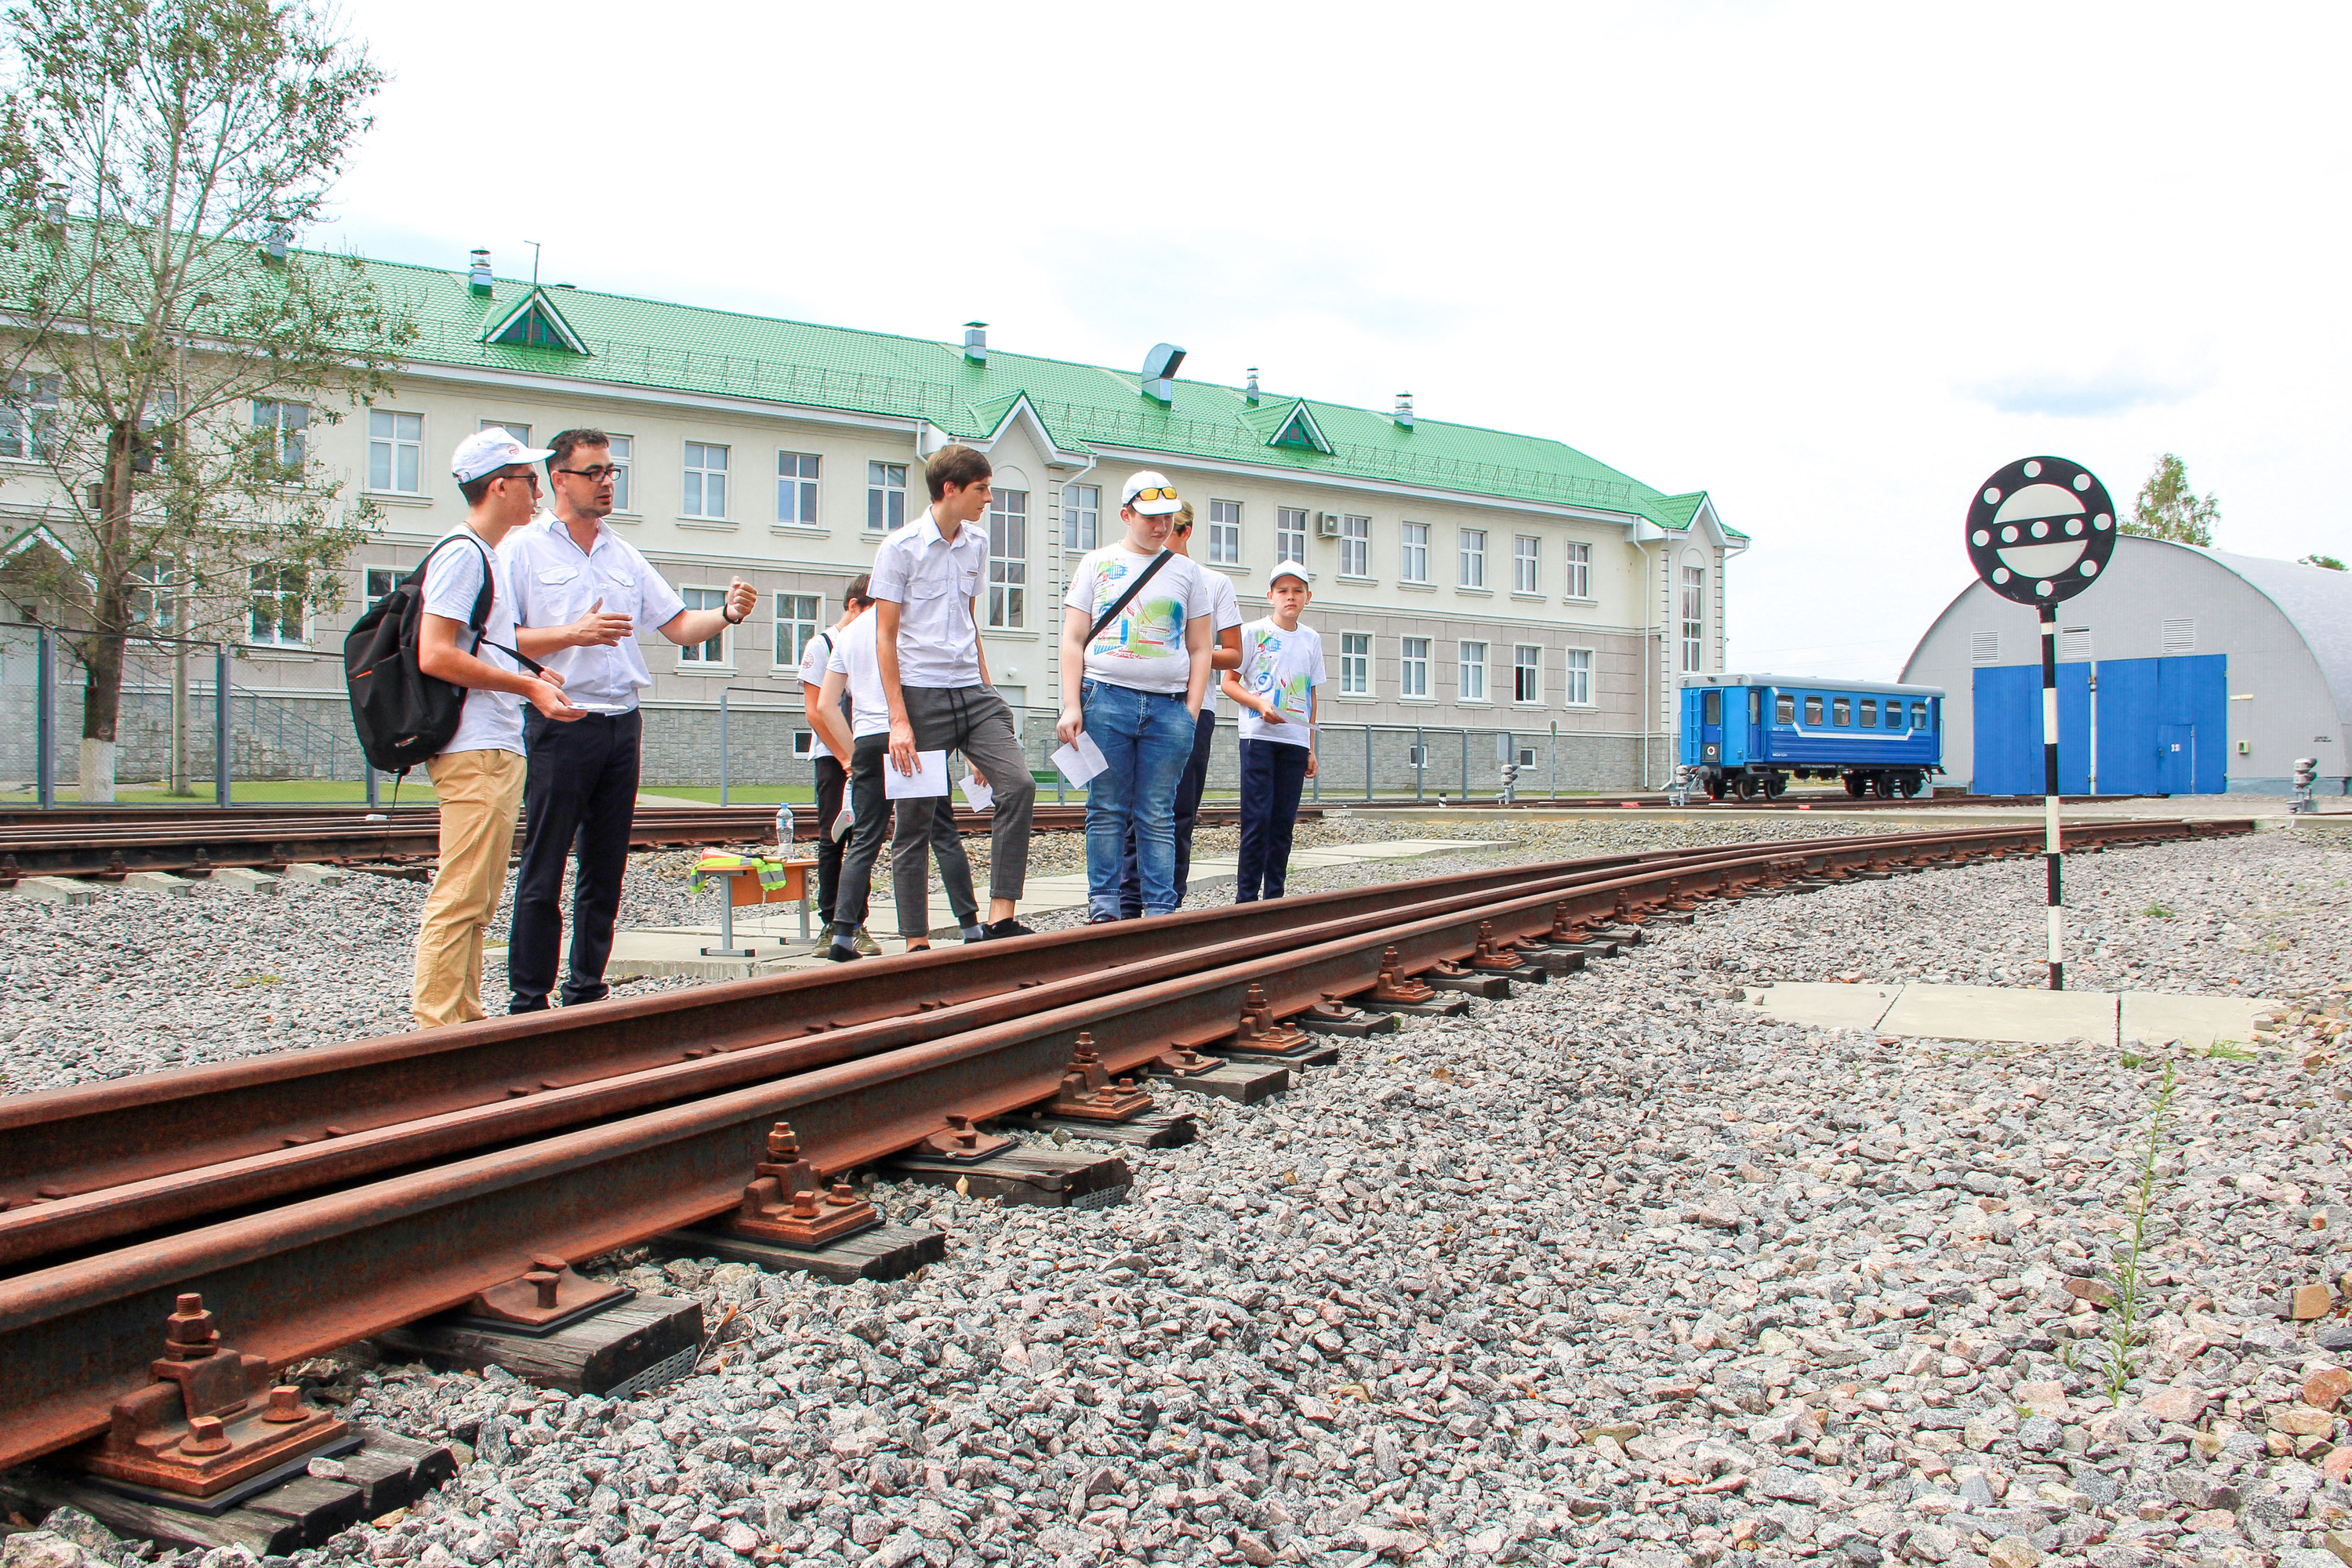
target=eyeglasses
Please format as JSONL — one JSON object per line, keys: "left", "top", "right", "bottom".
{"left": 1127, "top": 487, "right": 1179, "bottom": 504}
{"left": 492, "top": 470, "right": 541, "bottom": 491}
{"left": 556, "top": 465, "right": 621, "bottom": 483}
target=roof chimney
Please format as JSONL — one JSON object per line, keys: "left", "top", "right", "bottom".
{"left": 260, "top": 215, "right": 290, "bottom": 264}
{"left": 468, "top": 249, "right": 492, "bottom": 296}
{"left": 1394, "top": 391, "right": 1415, "bottom": 431}
{"left": 1244, "top": 367, "right": 1260, "bottom": 405}
{"left": 963, "top": 321, "right": 988, "bottom": 365}
{"left": 1141, "top": 342, "right": 1185, "bottom": 406}
{"left": 41, "top": 182, "right": 64, "bottom": 221}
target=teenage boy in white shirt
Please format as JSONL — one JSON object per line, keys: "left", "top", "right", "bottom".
{"left": 411, "top": 430, "right": 584, "bottom": 1029}
{"left": 1223, "top": 563, "right": 1324, "bottom": 902}
{"left": 796, "top": 573, "right": 877, "bottom": 955}
{"left": 1058, "top": 471, "right": 1214, "bottom": 921}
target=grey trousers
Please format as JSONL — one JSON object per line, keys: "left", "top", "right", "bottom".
{"left": 891, "top": 798, "right": 978, "bottom": 940}
{"left": 902, "top": 684, "right": 1035, "bottom": 902}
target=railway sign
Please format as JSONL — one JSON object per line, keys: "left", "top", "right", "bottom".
{"left": 1965, "top": 456, "right": 2115, "bottom": 605}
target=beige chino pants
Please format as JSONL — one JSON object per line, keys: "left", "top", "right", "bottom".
{"left": 411, "top": 747, "right": 526, "bottom": 1029}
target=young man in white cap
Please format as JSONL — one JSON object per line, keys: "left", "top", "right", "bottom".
{"left": 500, "top": 428, "right": 759, "bottom": 1014}
{"left": 1058, "top": 471, "right": 1214, "bottom": 921}
{"left": 1225, "top": 563, "right": 1323, "bottom": 902}
{"left": 412, "top": 429, "right": 584, "bottom": 1029}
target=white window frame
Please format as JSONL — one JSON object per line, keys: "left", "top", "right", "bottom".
{"left": 1513, "top": 644, "right": 1542, "bottom": 705}
{"left": 367, "top": 410, "right": 422, "bottom": 493}
{"left": 479, "top": 418, "right": 531, "bottom": 444}
{"left": 1399, "top": 521, "right": 1429, "bottom": 584}
{"left": 774, "top": 592, "right": 819, "bottom": 668}
{"left": 987, "top": 488, "right": 1028, "bottom": 630}
{"left": 605, "top": 434, "right": 634, "bottom": 514}
{"left": 1513, "top": 535, "right": 1540, "bottom": 595}
{"left": 1340, "top": 514, "right": 1370, "bottom": 578}
{"left": 1063, "top": 483, "right": 1099, "bottom": 552}
{"left": 1564, "top": 539, "right": 1592, "bottom": 601}
{"left": 364, "top": 566, "right": 397, "bottom": 608}
{"left": 792, "top": 730, "right": 816, "bottom": 759}
{"left": 776, "top": 451, "right": 820, "bottom": 528}
{"left": 1458, "top": 641, "right": 1489, "bottom": 703}
{"left": 1208, "top": 499, "right": 1241, "bottom": 567}
{"left": 678, "top": 586, "right": 731, "bottom": 665}
{"left": 254, "top": 399, "right": 309, "bottom": 473}
{"left": 1458, "top": 528, "right": 1486, "bottom": 589}
{"left": 1276, "top": 506, "right": 1307, "bottom": 564}
{"left": 1339, "top": 632, "right": 1370, "bottom": 696}
{"left": 1681, "top": 564, "right": 1705, "bottom": 673}
{"left": 1564, "top": 648, "right": 1594, "bottom": 707}
{"left": 247, "top": 564, "right": 306, "bottom": 647}
{"left": 0, "top": 372, "right": 58, "bottom": 460}
{"left": 1399, "top": 637, "right": 1431, "bottom": 699}
{"left": 868, "top": 462, "right": 907, "bottom": 532}
{"left": 683, "top": 441, "right": 729, "bottom": 519}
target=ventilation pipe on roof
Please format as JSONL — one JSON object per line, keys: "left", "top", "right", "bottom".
{"left": 468, "top": 249, "right": 492, "bottom": 295}
{"left": 1395, "top": 391, "right": 1415, "bottom": 430}
{"left": 1141, "top": 343, "right": 1185, "bottom": 406}
{"left": 41, "top": 183, "right": 64, "bottom": 220}
{"left": 260, "top": 216, "right": 290, "bottom": 264}
{"left": 963, "top": 321, "right": 988, "bottom": 364}
{"left": 1244, "top": 368, "right": 1260, "bottom": 404}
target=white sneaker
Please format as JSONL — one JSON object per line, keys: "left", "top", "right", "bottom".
{"left": 851, "top": 926, "right": 881, "bottom": 956}
{"left": 830, "top": 804, "right": 855, "bottom": 842}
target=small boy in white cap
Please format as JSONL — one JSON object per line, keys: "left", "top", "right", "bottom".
{"left": 1224, "top": 562, "right": 1323, "bottom": 902}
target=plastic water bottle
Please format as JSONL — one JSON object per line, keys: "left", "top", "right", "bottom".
{"left": 775, "top": 802, "right": 793, "bottom": 848}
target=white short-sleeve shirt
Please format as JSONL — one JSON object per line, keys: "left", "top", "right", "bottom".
{"left": 1062, "top": 546, "right": 1211, "bottom": 696}
{"left": 498, "top": 511, "right": 688, "bottom": 713}
{"left": 419, "top": 529, "right": 526, "bottom": 758}
{"left": 1197, "top": 566, "right": 1244, "bottom": 716}
{"left": 1233, "top": 619, "right": 1327, "bottom": 747}
{"left": 826, "top": 612, "right": 891, "bottom": 738}
{"left": 866, "top": 506, "right": 988, "bottom": 689}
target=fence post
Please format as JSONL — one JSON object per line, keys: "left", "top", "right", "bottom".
{"left": 718, "top": 691, "right": 730, "bottom": 806}
{"left": 1461, "top": 728, "right": 1469, "bottom": 800}
{"left": 1364, "top": 724, "right": 1374, "bottom": 803}
{"left": 1414, "top": 726, "right": 1424, "bottom": 802}
{"left": 366, "top": 764, "right": 379, "bottom": 809}
{"left": 34, "top": 626, "right": 53, "bottom": 810}
{"left": 1312, "top": 733, "right": 1320, "bottom": 802}
{"left": 1550, "top": 720, "right": 1559, "bottom": 800}
{"left": 215, "top": 644, "right": 230, "bottom": 808}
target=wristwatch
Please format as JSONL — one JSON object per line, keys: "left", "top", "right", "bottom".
{"left": 722, "top": 604, "right": 746, "bottom": 625}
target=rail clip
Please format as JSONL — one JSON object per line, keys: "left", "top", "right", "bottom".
{"left": 724, "top": 1121, "right": 880, "bottom": 1248}
{"left": 465, "top": 1252, "right": 625, "bottom": 1328}
{"left": 1049, "top": 1035, "right": 1155, "bottom": 1121}
{"left": 1369, "top": 947, "right": 1436, "bottom": 1004}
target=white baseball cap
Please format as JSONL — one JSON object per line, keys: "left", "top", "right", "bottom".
{"left": 1270, "top": 561, "right": 1312, "bottom": 588}
{"left": 451, "top": 426, "right": 554, "bottom": 484}
{"left": 1121, "top": 470, "right": 1183, "bottom": 517}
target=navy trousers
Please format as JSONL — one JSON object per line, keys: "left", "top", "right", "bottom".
{"left": 1120, "top": 707, "right": 1218, "bottom": 917}
{"left": 509, "top": 707, "right": 641, "bottom": 1011}
{"left": 1234, "top": 737, "right": 1310, "bottom": 902}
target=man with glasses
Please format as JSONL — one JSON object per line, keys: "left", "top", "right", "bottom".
{"left": 412, "top": 429, "right": 584, "bottom": 1028}
{"left": 499, "top": 427, "right": 756, "bottom": 1012}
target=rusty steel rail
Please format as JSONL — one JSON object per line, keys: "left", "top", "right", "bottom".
{"left": 0, "top": 816, "right": 2251, "bottom": 1468}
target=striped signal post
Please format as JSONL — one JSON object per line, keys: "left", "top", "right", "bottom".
{"left": 1963, "top": 456, "right": 2117, "bottom": 993}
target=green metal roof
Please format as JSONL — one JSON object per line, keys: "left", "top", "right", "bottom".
{"left": 363, "top": 254, "right": 1738, "bottom": 539}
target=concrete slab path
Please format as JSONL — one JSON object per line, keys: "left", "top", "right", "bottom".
{"left": 1740, "top": 981, "right": 2275, "bottom": 1048}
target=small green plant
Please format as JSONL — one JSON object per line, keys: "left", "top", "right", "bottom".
{"left": 2119, "top": 1051, "right": 2148, "bottom": 1069}
{"left": 2205, "top": 1040, "right": 2256, "bottom": 1061}
{"left": 230, "top": 973, "right": 284, "bottom": 989}
{"left": 2088, "top": 1061, "right": 2180, "bottom": 1401}
{"left": 2142, "top": 904, "right": 2175, "bottom": 919}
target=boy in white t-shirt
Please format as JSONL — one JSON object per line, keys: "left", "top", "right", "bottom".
{"left": 1056, "top": 470, "right": 1214, "bottom": 921}
{"left": 796, "top": 574, "right": 877, "bottom": 955}
{"left": 1223, "top": 563, "right": 1324, "bottom": 902}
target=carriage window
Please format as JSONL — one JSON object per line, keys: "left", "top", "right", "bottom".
{"left": 1913, "top": 702, "right": 1929, "bottom": 728}
{"left": 1804, "top": 696, "right": 1823, "bottom": 724}
{"left": 1702, "top": 690, "right": 1721, "bottom": 725}
{"left": 1777, "top": 695, "right": 1795, "bottom": 724}
{"left": 1750, "top": 690, "right": 1761, "bottom": 724}
{"left": 1832, "top": 699, "right": 1851, "bottom": 725}
{"left": 1860, "top": 699, "right": 1878, "bottom": 727}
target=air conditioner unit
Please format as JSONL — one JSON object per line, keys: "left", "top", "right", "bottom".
{"left": 1315, "top": 511, "right": 1341, "bottom": 539}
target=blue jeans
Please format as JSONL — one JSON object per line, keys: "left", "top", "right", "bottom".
{"left": 1081, "top": 679, "right": 1196, "bottom": 918}
{"left": 1236, "top": 737, "right": 1311, "bottom": 902}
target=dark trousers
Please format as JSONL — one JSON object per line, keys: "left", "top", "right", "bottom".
{"left": 812, "top": 753, "right": 846, "bottom": 926}
{"left": 1120, "top": 707, "right": 1218, "bottom": 917}
{"left": 508, "top": 707, "right": 641, "bottom": 1011}
{"left": 1235, "top": 737, "right": 1310, "bottom": 902}
{"left": 829, "top": 734, "right": 895, "bottom": 936}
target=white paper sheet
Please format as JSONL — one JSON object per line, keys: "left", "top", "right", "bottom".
{"left": 960, "top": 773, "right": 994, "bottom": 811}
{"left": 884, "top": 750, "right": 951, "bottom": 800}
{"left": 1051, "top": 732, "right": 1109, "bottom": 787}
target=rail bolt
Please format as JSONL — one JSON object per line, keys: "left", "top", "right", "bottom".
{"left": 524, "top": 1270, "right": 562, "bottom": 1309}
{"left": 945, "top": 1113, "right": 979, "bottom": 1149}
{"left": 261, "top": 1385, "right": 307, "bottom": 1425}
{"left": 164, "top": 1293, "right": 220, "bottom": 1360}
{"left": 789, "top": 1188, "right": 822, "bottom": 1219}
{"left": 768, "top": 1122, "right": 801, "bottom": 1160}
{"left": 180, "top": 1415, "right": 231, "bottom": 1456}
{"left": 826, "top": 1181, "right": 859, "bottom": 1208}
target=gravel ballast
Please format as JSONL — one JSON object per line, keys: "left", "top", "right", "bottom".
{"left": 3, "top": 819, "right": 2350, "bottom": 1568}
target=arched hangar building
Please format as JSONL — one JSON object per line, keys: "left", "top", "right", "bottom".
{"left": 1902, "top": 535, "right": 2352, "bottom": 796}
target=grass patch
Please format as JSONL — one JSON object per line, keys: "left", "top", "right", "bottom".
{"left": 230, "top": 973, "right": 283, "bottom": 989}
{"left": 2141, "top": 903, "right": 2174, "bottom": 919}
{"left": 2205, "top": 1040, "right": 2256, "bottom": 1060}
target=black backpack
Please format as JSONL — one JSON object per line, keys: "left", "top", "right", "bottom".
{"left": 344, "top": 532, "right": 542, "bottom": 775}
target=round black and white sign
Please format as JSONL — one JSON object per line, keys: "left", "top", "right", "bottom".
{"left": 1965, "top": 456, "right": 2115, "bottom": 605}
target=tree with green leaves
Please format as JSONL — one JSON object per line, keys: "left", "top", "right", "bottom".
{"left": 2300, "top": 554, "right": 2346, "bottom": 572}
{"left": 0, "top": 0, "right": 414, "bottom": 799}
{"left": 2121, "top": 452, "right": 2218, "bottom": 549}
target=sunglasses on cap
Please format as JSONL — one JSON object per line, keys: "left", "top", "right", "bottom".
{"left": 1127, "top": 487, "right": 1179, "bottom": 504}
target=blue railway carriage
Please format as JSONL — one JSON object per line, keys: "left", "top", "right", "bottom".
{"left": 1677, "top": 675, "right": 1945, "bottom": 800}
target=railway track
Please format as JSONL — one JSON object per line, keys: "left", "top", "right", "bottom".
{"left": 1374, "top": 791, "right": 2153, "bottom": 811}
{"left": 0, "top": 801, "right": 1308, "bottom": 881}
{"left": 0, "top": 814, "right": 2249, "bottom": 1476}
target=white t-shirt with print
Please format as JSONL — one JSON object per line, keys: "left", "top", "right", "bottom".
{"left": 826, "top": 612, "right": 892, "bottom": 739}
{"left": 1062, "top": 545, "right": 1210, "bottom": 696}
{"left": 1196, "top": 567, "right": 1244, "bottom": 717}
{"left": 419, "top": 530, "right": 526, "bottom": 758}
{"left": 1233, "top": 618, "right": 1326, "bottom": 748}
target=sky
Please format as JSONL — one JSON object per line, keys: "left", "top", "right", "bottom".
{"left": 318, "top": 0, "right": 2352, "bottom": 681}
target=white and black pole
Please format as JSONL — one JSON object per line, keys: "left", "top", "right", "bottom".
{"left": 1963, "top": 456, "right": 2116, "bottom": 996}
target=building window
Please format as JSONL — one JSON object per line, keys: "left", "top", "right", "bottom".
{"left": 1459, "top": 528, "right": 1486, "bottom": 589}
{"left": 1565, "top": 540, "right": 1591, "bottom": 600}
{"left": 365, "top": 567, "right": 397, "bottom": 607}
{"left": 987, "top": 489, "right": 1027, "bottom": 628}
{"left": 254, "top": 399, "right": 309, "bottom": 473}
{"left": 1513, "top": 535, "right": 1539, "bottom": 594}
{"left": 479, "top": 419, "right": 531, "bottom": 444}
{"left": 1459, "top": 641, "right": 1489, "bottom": 702}
{"left": 1064, "top": 483, "right": 1098, "bottom": 551}
{"left": 248, "top": 565, "right": 304, "bottom": 646}
{"left": 775, "top": 592, "right": 819, "bottom": 667}
{"left": 1340, "top": 633, "right": 1370, "bottom": 696}
{"left": 0, "top": 372, "right": 58, "bottom": 459}
{"left": 680, "top": 586, "right": 729, "bottom": 662}
{"left": 1207, "top": 499, "right": 1241, "bottom": 566}
{"left": 1565, "top": 648, "right": 1593, "bottom": 706}
{"left": 1775, "top": 693, "right": 1795, "bottom": 723}
{"left": 1831, "top": 698, "right": 1852, "bottom": 726}
{"left": 1513, "top": 644, "right": 1541, "bottom": 703}
{"left": 1399, "top": 522, "right": 1429, "bottom": 583}
{"left": 605, "top": 435, "right": 633, "bottom": 512}
{"left": 868, "top": 462, "right": 907, "bottom": 531}
{"left": 1276, "top": 507, "right": 1307, "bottom": 564}
{"left": 1804, "top": 695, "right": 1824, "bottom": 724}
{"left": 1340, "top": 514, "right": 1369, "bottom": 577}
{"left": 776, "top": 452, "right": 820, "bottom": 526}
{"left": 792, "top": 730, "right": 815, "bottom": 758}
{"left": 129, "top": 561, "right": 176, "bottom": 630}
{"left": 1400, "top": 637, "right": 1430, "bottom": 698}
{"left": 368, "top": 410, "right": 422, "bottom": 492}
{"left": 683, "top": 441, "right": 728, "bottom": 518}
{"left": 1680, "top": 564, "right": 1705, "bottom": 673}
